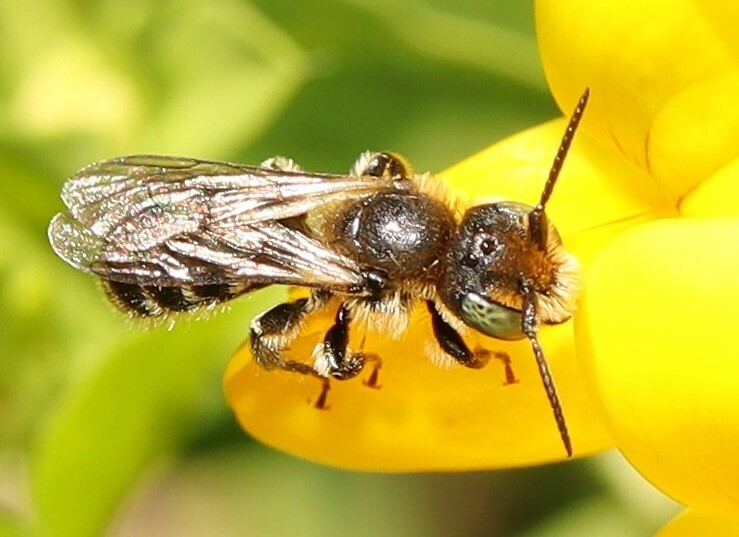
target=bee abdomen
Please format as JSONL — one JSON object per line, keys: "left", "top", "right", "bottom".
{"left": 102, "top": 280, "right": 253, "bottom": 316}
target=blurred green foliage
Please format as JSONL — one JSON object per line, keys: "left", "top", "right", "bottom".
{"left": 0, "top": 0, "right": 676, "bottom": 536}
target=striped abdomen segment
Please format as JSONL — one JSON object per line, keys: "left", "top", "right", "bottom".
{"left": 101, "top": 280, "right": 257, "bottom": 316}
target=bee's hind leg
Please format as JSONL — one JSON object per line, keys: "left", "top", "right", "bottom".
{"left": 249, "top": 290, "right": 331, "bottom": 380}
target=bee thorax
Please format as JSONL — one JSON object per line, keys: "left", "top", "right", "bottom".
{"left": 325, "top": 192, "right": 456, "bottom": 281}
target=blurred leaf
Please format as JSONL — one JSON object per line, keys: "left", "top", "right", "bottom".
{"left": 32, "top": 290, "right": 282, "bottom": 537}
{"left": 0, "top": 516, "right": 30, "bottom": 537}
{"left": 0, "top": 0, "right": 601, "bottom": 535}
{"left": 519, "top": 497, "right": 651, "bottom": 537}
{"left": 245, "top": 0, "right": 556, "bottom": 173}
{"left": 0, "top": 0, "right": 308, "bottom": 167}
{"left": 345, "top": 0, "right": 545, "bottom": 88}
{"left": 130, "top": 0, "right": 310, "bottom": 157}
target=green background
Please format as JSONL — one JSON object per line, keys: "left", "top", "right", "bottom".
{"left": 0, "top": 0, "right": 677, "bottom": 535}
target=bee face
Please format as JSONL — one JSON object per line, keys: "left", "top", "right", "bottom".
{"left": 439, "top": 201, "right": 571, "bottom": 340}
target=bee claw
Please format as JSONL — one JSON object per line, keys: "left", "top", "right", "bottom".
{"left": 312, "top": 379, "right": 331, "bottom": 410}
{"left": 472, "top": 348, "right": 518, "bottom": 385}
{"left": 363, "top": 365, "right": 382, "bottom": 389}
{"left": 493, "top": 351, "right": 519, "bottom": 385}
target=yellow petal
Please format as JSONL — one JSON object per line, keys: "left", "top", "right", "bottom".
{"left": 444, "top": 118, "right": 676, "bottom": 234}
{"left": 657, "top": 510, "right": 739, "bottom": 537}
{"left": 536, "top": 0, "right": 739, "bottom": 197}
{"left": 578, "top": 218, "right": 739, "bottom": 514}
{"left": 226, "top": 309, "right": 607, "bottom": 470}
{"left": 680, "top": 156, "right": 739, "bottom": 217}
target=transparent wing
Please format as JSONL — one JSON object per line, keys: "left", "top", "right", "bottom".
{"left": 48, "top": 155, "right": 404, "bottom": 291}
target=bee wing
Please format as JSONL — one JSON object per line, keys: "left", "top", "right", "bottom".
{"left": 60, "top": 154, "right": 394, "bottom": 234}
{"left": 49, "top": 155, "right": 399, "bottom": 291}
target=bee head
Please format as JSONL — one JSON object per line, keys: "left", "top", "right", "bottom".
{"left": 438, "top": 88, "right": 590, "bottom": 341}
{"left": 438, "top": 201, "right": 580, "bottom": 340}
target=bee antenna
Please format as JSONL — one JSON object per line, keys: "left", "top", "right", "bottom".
{"left": 529, "top": 88, "right": 590, "bottom": 250}
{"left": 537, "top": 88, "right": 590, "bottom": 210}
{"left": 521, "top": 282, "right": 573, "bottom": 457}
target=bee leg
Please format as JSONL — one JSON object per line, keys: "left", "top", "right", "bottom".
{"left": 486, "top": 349, "right": 518, "bottom": 385}
{"left": 361, "top": 352, "right": 383, "bottom": 389}
{"left": 350, "top": 151, "right": 411, "bottom": 180}
{"left": 249, "top": 291, "right": 331, "bottom": 378}
{"left": 313, "top": 377, "right": 332, "bottom": 410}
{"left": 314, "top": 303, "right": 367, "bottom": 381}
{"left": 425, "top": 300, "right": 514, "bottom": 377}
{"left": 259, "top": 156, "right": 302, "bottom": 172}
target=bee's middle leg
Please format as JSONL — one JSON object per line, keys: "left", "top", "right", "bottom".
{"left": 314, "top": 303, "right": 369, "bottom": 380}
{"left": 426, "top": 300, "right": 517, "bottom": 383}
{"left": 249, "top": 292, "right": 376, "bottom": 409}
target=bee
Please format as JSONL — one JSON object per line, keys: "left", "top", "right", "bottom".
{"left": 49, "top": 89, "right": 589, "bottom": 457}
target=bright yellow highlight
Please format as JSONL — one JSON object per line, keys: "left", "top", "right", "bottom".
{"left": 578, "top": 219, "right": 739, "bottom": 514}
{"left": 657, "top": 510, "right": 739, "bottom": 537}
{"left": 680, "top": 157, "right": 739, "bottom": 217}
{"left": 537, "top": 1, "right": 739, "bottom": 197}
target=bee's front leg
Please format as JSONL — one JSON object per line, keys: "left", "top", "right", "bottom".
{"left": 426, "top": 300, "right": 516, "bottom": 383}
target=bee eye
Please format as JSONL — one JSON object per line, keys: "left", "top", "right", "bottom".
{"left": 459, "top": 292, "right": 523, "bottom": 341}
{"left": 471, "top": 232, "right": 501, "bottom": 258}
{"left": 479, "top": 237, "right": 497, "bottom": 255}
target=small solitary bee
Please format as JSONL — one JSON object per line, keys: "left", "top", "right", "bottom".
{"left": 49, "top": 90, "right": 589, "bottom": 457}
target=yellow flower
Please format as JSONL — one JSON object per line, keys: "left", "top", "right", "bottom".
{"left": 537, "top": 0, "right": 739, "bottom": 530}
{"left": 225, "top": 13, "right": 739, "bottom": 534}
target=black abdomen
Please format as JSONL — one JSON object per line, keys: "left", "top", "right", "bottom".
{"left": 102, "top": 280, "right": 255, "bottom": 316}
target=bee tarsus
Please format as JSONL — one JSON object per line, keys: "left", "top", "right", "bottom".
{"left": 485, "top": 349, "right": 519, "bottom": 386}
{"left": 426, "top": 300, "right": 491, "bottom": 369}
{"left": 312, "top": 378, "right": 332, "bottom": 410}
{"left": 362, "top": 357, "right": 382, "bottom": 389}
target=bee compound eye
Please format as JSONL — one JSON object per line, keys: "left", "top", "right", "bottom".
{"left": 477, "top": 235, "right": 499, "bottom": 256}
{"left": 459, "top": 292, "right": 524, "bottom": 341}
{"left": 479, "top": 239, "right": 492, "bottom": 254}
